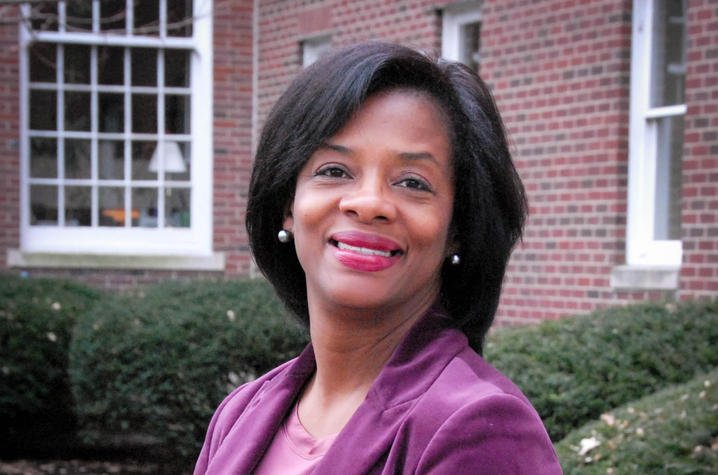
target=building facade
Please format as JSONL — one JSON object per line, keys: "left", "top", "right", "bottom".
{"left": 0, "top": 0, "right": 715, "bottom": 324}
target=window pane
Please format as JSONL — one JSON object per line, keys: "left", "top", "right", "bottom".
{"left": 30, "top": 2, "right": 59, "bottom": 32}
{"left": 30, "top": 185, "right": 58, "bottom": 225}
{"left": 65, "top": 92, "right": 91, "bottom": 131}
{"left": 65, "top": 186, "right": 92, "bottom": 226}
{"left": 66, "top": 0, "right": 93, "bottom": 32}
{"left": 653, "top": 115, "right": 683, "bottom": 240}
{"left": 165, "top": 188, "right": 190, "bottom": 227}
{"left": 148, "top": 141, "right": 189, "bottom": 177}
{"left": 132, "top": 48, "right": 157, "bottom": 86}
{"left": 165, "top": 50, "right": 189, "bottom": 87}
{"left": 98, "top": 46, "right": 124, "bottom": 85}
{"left": 166, "top": 94, "right": 190, "bottom": 134}
{"left": 460, "top": 22, "right": 481, "bottom": 71}
{"left": 99, "top": 187, "right": 125, "bottom": 227}
{"left": 30, "top": 137, "right": 57, "bottom": 178}
{"left": 64, "top": 139, "right": 91, "bottom": 179}
{"left": 29, "top": 43, "right": 56, "bottom": 82}
{"left": 99, "top": 140, "right": 124, "bottom": 179}
{"left": 64, "top": 44, "right": 90, "bottom": 84}
{"left": 167, "top": 142, "right": 190, "bottom": 181}
{"left": 99, "top": 93, "right": 124, "bottom": 132}
{"left": 132, "top": 187, "right": 158, "bottom": 227}
{"left": 134, "top": 0, "right": 160, "bottom": 36}
{"left": 30, "top": 90, "right": 57, "bottom": 130}
{"left": 100, "top": 0, "right": 127, "bottom": 32}
{"left": 167, "top": 0, "right": 193, "bottom": 37}
{"left": 302, "top": 36, "right": 332, "bottom": 67}
{"left": 651, "top": 0, "right": 686, "bottom": 107}
{"left": 131, "top": 141, "right": 157, "bottom": 180}
{"left": 132, "top": 94, "right": 157, "bottom": 133}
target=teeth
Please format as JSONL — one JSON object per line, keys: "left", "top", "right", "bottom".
{"left": 337, "top": 241, "right": 393, "bottom": 257}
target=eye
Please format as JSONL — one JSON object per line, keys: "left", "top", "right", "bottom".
{"left": 395, "top": 177, "right": 432, "bottom": 192}
{"left": 315, "top": 165, "right": 351, "bottom": 179}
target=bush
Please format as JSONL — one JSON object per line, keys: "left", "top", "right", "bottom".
{"left": 69, "top": 278, "right": 308, "bottom": 468}
{"left": 484, "top": 300, "right": 718, "bottom": 441}
{"left": 556, "top": 367, "right": 718, "bottom": 474}
{"left": 0, "top": 274, "right": 101, "bottom": 455}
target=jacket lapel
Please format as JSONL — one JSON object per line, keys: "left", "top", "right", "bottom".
{"left": 313, "top": 308, "right": 465, "bottom": 474}
{"left": 206, "top": 346, "right": 316, "bottom": 473}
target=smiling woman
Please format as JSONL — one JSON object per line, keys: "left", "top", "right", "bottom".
{"left": 194, "top": 42, "right": 562, "bottom": 474}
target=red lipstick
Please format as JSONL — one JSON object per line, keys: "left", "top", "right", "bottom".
{"left": 330, "top": 231, "right": 403, "bottom": 272}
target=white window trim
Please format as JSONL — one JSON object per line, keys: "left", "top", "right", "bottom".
{"left": 626, "top": 0, "right": 684, "bottom": 268}
{"left": 441, "top": 2, "right": 481, "bottom": 63}
{"left": 301, "top": 34, "right": 332, "bottom": 67}
{"left": 16, "top": 1, "right": 216, "bottom": 262}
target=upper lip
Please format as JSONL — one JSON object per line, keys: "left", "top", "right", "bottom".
{"left": 330, "top": 231, "right": 404, "bottom": 254}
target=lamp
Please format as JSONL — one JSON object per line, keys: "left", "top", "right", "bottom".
{"left": 148, "top": 141, "right": 187, "bottom": 174}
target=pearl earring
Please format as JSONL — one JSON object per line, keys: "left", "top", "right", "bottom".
{"left": 277, "top": 229, "right": 293, "bottom": 243}
{"left": 450, "top": 254, "right": 460, "bottom": 265}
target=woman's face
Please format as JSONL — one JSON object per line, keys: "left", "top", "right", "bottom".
{"left": 284, "top": 89, "right": 455, "bottom": 318}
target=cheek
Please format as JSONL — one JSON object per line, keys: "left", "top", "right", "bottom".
{"left": 290, "top": 192, "right": 328, "bottom": 237}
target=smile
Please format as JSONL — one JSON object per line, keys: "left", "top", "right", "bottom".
{"left": 334, "top": 241, "right": 401, "bottom": 258}
{"left": 330, "top": 231, "right": 404, "bottom": 272}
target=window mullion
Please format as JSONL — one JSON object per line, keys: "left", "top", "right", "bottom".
{"left": 126, "top": 0, "right": 133, "bottom": 34}
{"left": 92, "top": 0, "right": 99, "bottom": 34}
{"left": 160, "top": 0, "right": 168, "bottom": 39}
{"left": 30, "top": 31, "right": 196, "bottom": 50}
{"left": 58, "top": 1, "right": 66, "bottom": 33}
{"left": 90, "top": 44, "right": 99, "bottom": 227}
{"left": 124, "top": 47, "right": 132, "bottom": 227}
{"left": 645, "top": 104, "right": 687, "bottom": 119}
{"left": 157, "top": 49, "right": 166, "bottom": 228}
{"left": 57, "top": 43, "right": 66, "bottom": 227}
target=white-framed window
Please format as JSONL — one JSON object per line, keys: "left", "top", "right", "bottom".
{"left": 441, "top": 2, "right": 481, "bottom": 70}
{"left": 18, "top": 0, "right": 213, "bottom": 258}
{"left": 302, "top": 35, "right": 331, "bottom": 67}
{"left": 626, "top": 0, "right": 686, "bottom": 268}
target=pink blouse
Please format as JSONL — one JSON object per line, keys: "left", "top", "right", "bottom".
{"left": 254, "top": 404, "right": 338, "bottom": 474}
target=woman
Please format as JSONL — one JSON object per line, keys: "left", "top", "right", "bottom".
{"left": 195, "top": 42, "right": 561, "bottom": 474}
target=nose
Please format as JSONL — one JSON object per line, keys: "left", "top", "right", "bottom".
{"left": 338, "top": 176, "right": 397, "bottom": 223}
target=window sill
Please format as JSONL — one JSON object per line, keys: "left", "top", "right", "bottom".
{"left": 610, "top": 265, "right": 679, "bottom": 291}
{"left": 7, "top": 249, "right": 225, "bottom": 271}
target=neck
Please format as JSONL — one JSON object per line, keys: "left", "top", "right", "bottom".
{"left": 297, "top": 294, "right": 434, "bottom": 438}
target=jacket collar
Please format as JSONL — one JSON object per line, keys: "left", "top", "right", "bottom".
{"left": 235, "top": 305, "right": 466, "bottom": 473}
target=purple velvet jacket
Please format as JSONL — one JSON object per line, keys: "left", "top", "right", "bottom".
{"left": 194, "top": 309, "right": 562, "bottom": 474}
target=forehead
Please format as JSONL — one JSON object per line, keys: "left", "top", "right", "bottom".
{"left": 330, "top": 89, "right": 452, "bottom": 150}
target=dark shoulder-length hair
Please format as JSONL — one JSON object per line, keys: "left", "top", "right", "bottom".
{"left": 246, "top": 42, "right": 526, "bottom": 352}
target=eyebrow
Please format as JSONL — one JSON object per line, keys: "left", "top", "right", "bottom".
{"left": 320, "top": 142, "right": 441, "bottom": 166}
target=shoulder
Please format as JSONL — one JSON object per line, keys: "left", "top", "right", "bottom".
{"left": 206, "top": 358, "right": 295, "bottom": 434}
{"left": 402, "top": 347, "right": 562, "bottom": 474}
{"left": 194, "top": 358, "right": 297, "bottom": 469}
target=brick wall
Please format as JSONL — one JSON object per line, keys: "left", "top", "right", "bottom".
{"left": 484, "top": 0, "right": 718, "bottom": 323}
{"left": 480, "top": 0, "right": 676, "bottom": 323}
{"left": 213, "top": 0, "right": 255, "bottom": 276}
{"left": 681, "top": 0, "right": 718, "bottom": 298}
{"left": 0, "top": 5, "right": 21, "bottom": 270}
{"left": 256, "top": 0, "right": 449, "bottom": 131}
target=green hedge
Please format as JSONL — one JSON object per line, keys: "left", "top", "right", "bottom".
{"left": 69, "top": 279, "right": 308, "bottom": 467}
{"left": 0, "top": 274, "right": 101, "bottom": 454}
{"left": 484, "top": 300, "right": 718, "bottom": 441}
{"left": 556, "top": 367, "right": 718, "bottom": 474}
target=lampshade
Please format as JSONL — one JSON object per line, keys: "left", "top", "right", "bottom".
{"left": 148, "top": 141, "right": 187, "bottom": 173}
